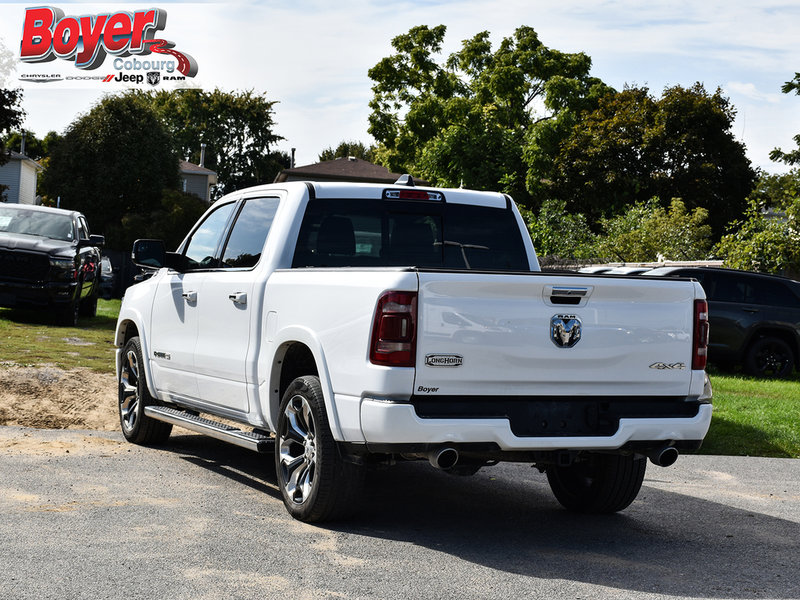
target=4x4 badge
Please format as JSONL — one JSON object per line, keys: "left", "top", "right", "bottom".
{"left": 551, "top": 315, "right": 582, "bottom": 348}
{"left": 649, "top": 362, "right": 686, "bottom": 370}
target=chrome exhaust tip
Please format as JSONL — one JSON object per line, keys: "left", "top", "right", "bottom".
{"left": 648, "top": 446, "right": 679, "bottom": 467}
{"left": 428, "top": 447, "right": 459, "bottom": 470}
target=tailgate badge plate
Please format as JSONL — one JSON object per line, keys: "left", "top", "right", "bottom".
{"left": 551, "top": 315, "right": 582, "bottom": 348}
{"left": 425, "top": 354, "right": 463, "bottom": 367}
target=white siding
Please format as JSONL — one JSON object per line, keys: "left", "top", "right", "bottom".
{"left": 185, "top": 173, "right": 210, "bottom": 202}
{"left": 18, "top": 161, "right": 38, "bottom": 204}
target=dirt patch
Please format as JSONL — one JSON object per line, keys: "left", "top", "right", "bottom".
{"left": 0, "top": 365, "right": 118, "bottom": 431}
{"left": 0, "top": 429, "right": 125, "bottom": 456}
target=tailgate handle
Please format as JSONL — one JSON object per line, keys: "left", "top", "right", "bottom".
{"left": 550, "top": 287, "right": 589, "bottom": 305}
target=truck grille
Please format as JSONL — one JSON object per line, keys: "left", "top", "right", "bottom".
{"left": 0, "top": 249, "right": 50, "bottom": 281}
{"left": 411, "top": 396, "right": 700, "bottom": 437}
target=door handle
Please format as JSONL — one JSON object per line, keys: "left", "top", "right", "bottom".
{"left": 182, "top": 291, "right": 197, "bottom": 303}
{"left": 228, "top": 292, "right": 247, "bottom": 306}
{"left": 742, "top": 307, "right": 759, "bottom": 313}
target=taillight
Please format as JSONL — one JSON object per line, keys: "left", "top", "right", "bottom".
{"left": 370, "top": 291, "right": 417, "bottom": 367}
{"left": 692, "top": 299, "right": 709, "bottom": 370}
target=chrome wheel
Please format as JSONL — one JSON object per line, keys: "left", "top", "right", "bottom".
{"left": 118, "top": 336, "right": 171, "bottom": 444}
{"left": 119, "top": 348, "right": 141, "bottom": 433}
{"left": 278, "top": 394, "right": 317, "bottom": 506}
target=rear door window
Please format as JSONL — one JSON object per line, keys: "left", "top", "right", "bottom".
{"left": 220, "top": 197, "right": 281, "bottom": 268}
{"left": 752, "top": 280, "right": 799, "bottom": 308}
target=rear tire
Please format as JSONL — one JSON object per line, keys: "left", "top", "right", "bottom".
{"left": 118, "top": 336, "right": 172, "bottom": 444}
{"left": 546, "top": 453, "right": 646, "bottom": 514}
{"left": 275, "top": 376, "right": 363, "bottom": 522}
{"left": 744, "top": 336, "right": 794, "bottom": 378}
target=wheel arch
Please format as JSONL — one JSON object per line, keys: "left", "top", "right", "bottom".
{"left": 115, "top": 311, "right": 159, "bottom": 399}
{"left": 266, "top": 328, "right": 343, "bottom": 440}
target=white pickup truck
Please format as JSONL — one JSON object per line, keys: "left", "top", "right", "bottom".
{"left": 115, "top": 179, "right": 712, "bottom": 522}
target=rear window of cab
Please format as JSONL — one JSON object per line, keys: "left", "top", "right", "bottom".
{"left": 292, "top": 198, "right": 529, "bottom": 271}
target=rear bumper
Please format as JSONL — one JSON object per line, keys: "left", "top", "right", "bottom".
{"left": 359, "top": 400, "right": 713, "bottom": 451}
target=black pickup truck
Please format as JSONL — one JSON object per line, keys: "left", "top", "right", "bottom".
{"left": 0, "top": 204, "right": 104, "bottom": 326}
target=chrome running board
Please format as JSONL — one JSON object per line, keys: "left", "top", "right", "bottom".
{"left": 144, "top": 405, "right": 272, "bottom": 453}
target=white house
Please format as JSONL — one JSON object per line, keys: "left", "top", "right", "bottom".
{"left": 180, "top": 160, "right": 217, "bottom": 202}
{"left": 0, "top": 151, "right": 43, "bottom": 205}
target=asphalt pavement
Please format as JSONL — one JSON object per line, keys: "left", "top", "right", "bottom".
{"left": 1, "top": 426, "right": 798, "bottom": 600}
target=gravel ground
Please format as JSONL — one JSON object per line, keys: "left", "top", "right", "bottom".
{"left": 1, "top": 426, "right": 798, "bottom": 600}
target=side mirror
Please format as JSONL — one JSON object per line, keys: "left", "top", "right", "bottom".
{"left": 78, "top": 234, "right": 105, "bottom": 248}
{"left": 132, "top": 239, "right": 165, "bottom": 268}
{"left": 164, "top": 251, "right": 189, "bottom": 272}
{"left": 132, "top": 239, "right": 188, "bottom": 272}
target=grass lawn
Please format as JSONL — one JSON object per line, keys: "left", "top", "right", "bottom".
{"left": 0, "top": 299, "right": 120, "bottom": 373}
{"left": 0, "top": 302, "right": 798, "bottom": 458}
{"left": 701, "top": 372, "right": 800, "bottom": 459}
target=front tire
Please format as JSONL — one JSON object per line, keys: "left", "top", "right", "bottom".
{"left": 275, "top": 376, "right": 363, "bottom": 522}
{"left": 57, "top": 299, "right": 80, "bottom": 327}
{"left": 118, "top": 336, "right": 172, "bottom": 444}
{"left": 546, "top": 453, "right": 646, "bottom": 514}
{"left": 79, "top": 294, "right": 98, "bottom": 318}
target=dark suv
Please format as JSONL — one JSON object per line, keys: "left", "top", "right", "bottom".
{"left": 0, "top": 204, "right": 104, "bottom": 326}
{"left": 644, "top": 267, "right": 800, "bottom": 378}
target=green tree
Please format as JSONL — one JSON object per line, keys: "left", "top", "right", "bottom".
{"left": 523, "top": 199, "right": 596, "bottom": 261}
{"left": 2, "top": 129, "right": 58, "bottom": 162}
{"left": 135, "top": 89, "right": 288, "bottom": 197}
{"left": 114, "top": 189, "right": 209, "bottom": 251}
{"left": 0, "top": 88, "right": 25, "bottom": 200}
{"left": 549, "top": 84, "right": 755, "bottom": 237}
{"left": 368, "top": 25, "right": 610, "bottom": 204}
{"left": 593, "top": 199, "right": 712, "bottom": 263}
{"left": 39, "top": 94, "right": 178, "bottom": 246}
{"left": 770, "top": 73, "right": 800, "bottom": 166}
{"left": 318, "top": 140, "right": 376, "bottom": 162}
{"left": 715, "top": 170, "right": 800, "bottom": 277}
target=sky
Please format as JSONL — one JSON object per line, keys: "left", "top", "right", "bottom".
{"left": 1, "top": 0, "right": 799, "bottom": 174}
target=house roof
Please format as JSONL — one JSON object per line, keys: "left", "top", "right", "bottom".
{"left": 4, "top": 150, "right": 43, "bottom": 171}
{"left": 179, "top": 160, "right": 216, "bottom": 176}
{"left": 274, "top": 156, "right": 428, "bottom": 185}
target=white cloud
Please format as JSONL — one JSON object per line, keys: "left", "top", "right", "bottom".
{"left": 726, "top": 81, "right": 783, "bottom": 104}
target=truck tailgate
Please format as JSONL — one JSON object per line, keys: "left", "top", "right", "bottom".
{"left": 415, "top": 272, "right": 698, "bottom": 397}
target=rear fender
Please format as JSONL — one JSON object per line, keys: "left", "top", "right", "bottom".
{"left": 265, "top": 326, "right": 343, "bottom": 440}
